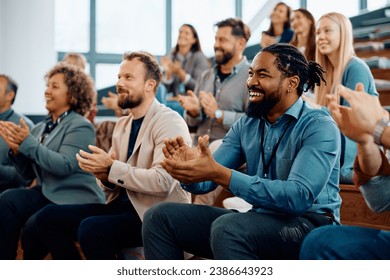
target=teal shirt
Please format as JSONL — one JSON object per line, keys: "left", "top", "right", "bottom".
{"left": 182, "top": 98, "right": 342, "bottom": 224}
{"left": 340, "top": 56, "right": 378, "bottom": 183}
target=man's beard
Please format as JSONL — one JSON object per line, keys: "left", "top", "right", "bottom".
{"left": 214, "top": 48, "right": 234, "bottom": 65}
{"left": 117, "top": 89, "right": 144, "bottom": 109}
{"left": 245, "top": 86, "right": 281, "bottom": 119}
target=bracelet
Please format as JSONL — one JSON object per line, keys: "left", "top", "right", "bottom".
{"left": 372, "top": 117, "right": 389, "bottom": 145}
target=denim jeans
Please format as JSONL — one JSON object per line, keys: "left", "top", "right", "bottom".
{"left": 142, "top": 202, "right": 328, "bottom": 260}
{"left": 300, "top": 225, "right": 390, "bottom": 259}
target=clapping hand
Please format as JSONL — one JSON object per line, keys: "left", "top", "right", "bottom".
{"left": 161, "top": 135, "right": 215, "bottom": 183}
{"left": 0, "top": 118, "right": 30, "bottom": 154}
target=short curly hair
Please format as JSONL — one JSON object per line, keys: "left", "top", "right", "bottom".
{"left": 45, "top": 62, "right": 96, "bottom": 116}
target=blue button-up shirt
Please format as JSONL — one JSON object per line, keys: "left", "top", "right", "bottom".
{"left": 182, "top": 98, "right": 342, "bottom": 224}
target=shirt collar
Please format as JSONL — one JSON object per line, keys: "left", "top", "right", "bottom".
{"left": 0, "top": 108, "right": 13, "bottom": 120}
{"left": 175, "top": 51, "right": 192, "bottom": 62}
{"left": 278, "top": 97, "right": 304, "bottom": 122}
{"left": 213, "top": 55, "right": 249, "bottom": 76}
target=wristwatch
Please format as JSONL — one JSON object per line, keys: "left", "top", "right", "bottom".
{"left": 373, "top": 117, "right": 389, "bottom": 145}
{"left": 215, "top": 109, "right": 223, "bottom": 120}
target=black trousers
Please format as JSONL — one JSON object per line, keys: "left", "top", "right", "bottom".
{"left": 22, "top": 198, "right": 142, "bottom": 260}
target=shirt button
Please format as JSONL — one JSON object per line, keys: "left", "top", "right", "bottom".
{"left": 117, "top": 179, "right": 124, "bottom": 184}
{"left": 266, "top": 146, "right": 271, "bottom": 151}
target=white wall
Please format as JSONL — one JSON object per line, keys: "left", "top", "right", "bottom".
{"left": 0, "top": 0, "right": 56, "bottom": 115}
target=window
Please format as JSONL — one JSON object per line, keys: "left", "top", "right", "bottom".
{"left": 95, "top": 63, "right": 120, "bottom": 90}
{"left": 55, "top": 0, "right": 373, "bottom": 91}
{"left": 96, "top": 0, "right": 166, "bottom": 55}
{"left": 307, "top": 0, "right": 359, "bottom": 21}
{"left": 172, "top": 0, "right": 235, "bottom": 57}
{"left": 55, "top": 0, "right": 90, "bottom": 52}
{"left": 367, "top": 0, "right": 389, "bottom": 11}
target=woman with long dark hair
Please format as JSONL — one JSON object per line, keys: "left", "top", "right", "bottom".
{"left": 161, "top": 24, "right": 210, "bottom": 115}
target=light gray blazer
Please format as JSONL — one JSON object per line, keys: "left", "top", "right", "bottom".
{"left": 99, "top": 99, "right": 192, "bottom": 221}
{"left": 9, "top": 111, "right": 105, "bottom": 204}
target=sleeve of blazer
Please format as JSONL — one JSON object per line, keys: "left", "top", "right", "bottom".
{"left": 6, "top": 151, "right": 36, "bottom": 183}
{"left": 102, "top": 109, "right": 191, "bottom": 197}
{"left": 16, "top": 118, "right": 95, "bottom": 177}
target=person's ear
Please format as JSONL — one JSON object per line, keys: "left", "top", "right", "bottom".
{"left": 146, "top": 79, "right": 157, "bottom": 93}
{"left": 288, "top": 76, "right": 300, "bottom": 92}
{"left": 5, "top": 90, "right": 15, "bottom": 104}
{"left": 235, "top": 37, "right": 247, "bottom": 51}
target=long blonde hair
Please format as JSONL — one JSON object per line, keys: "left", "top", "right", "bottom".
{"left": 315, "top": 12, "right": 355, "bottom": 106}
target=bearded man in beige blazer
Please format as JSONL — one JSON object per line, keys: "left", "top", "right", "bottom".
{"left": 23, "top": 51, "right": 192, "bottom": 260}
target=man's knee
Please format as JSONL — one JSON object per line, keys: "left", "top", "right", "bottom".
{"left": 0, "top": 189, "right": 19, "bottom": 206}
{"left": 210, "top": 213, "right": 243, "bottom": 242}
{"left": 143, "top": 202, "right": 181, "bottom": 233}
{"left": 78, "top": 216, "right": 101, "bottom": 244}
{"left": 300, "top": 226, "right": 332, "bottom": 259}
{"left": 34, "top": 205, "right": 58, "bottom": 228}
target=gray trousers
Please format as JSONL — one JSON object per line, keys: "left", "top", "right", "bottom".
{"left": 142, "top": 202, "right": 332, "bottom": 260}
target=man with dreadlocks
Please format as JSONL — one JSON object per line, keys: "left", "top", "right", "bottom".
{"left": 142, "top": 43, "right": 341, "bottom": 260}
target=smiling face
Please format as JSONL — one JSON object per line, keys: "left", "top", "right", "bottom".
{"left": 291, "top": 10, "right": 312, "bottom": 35}
{"left": 271, "top": 3, "right": 289, "bottom": 25}
{"left": 177, "top": 25, "right": 197, "bottom": 50}
{"left": 245, "top": 52, "right": 286, "bottom": 119}
{"left": 116, "top": 58, "right": 147, "bottom": 109}
{"left": 214, "top": 26, "right": 240, "bottom": 65}
{"left": 316, "top": 17, "right": 341, "bottom": 57}
{"left": 45, "top": 73, "right": 71, "bottom": 117}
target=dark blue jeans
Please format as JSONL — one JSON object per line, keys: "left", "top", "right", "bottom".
{"left": 300, "top": 225, "right": 390, "bottom": 259}
{"left": 23, "top": 197, "right": 142, "bottom": 260}
{"left": 143, "top": 202, "right": 331, "bottom": 260}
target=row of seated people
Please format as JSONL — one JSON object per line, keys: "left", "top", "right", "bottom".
{"left": 0, "top": 13, "right": 388, "bottom": 260}
{"left": 103, "top": 6, "right": 379, "bottom": 186}
{"left": 94, "top": 2, "right": 386, "bottom": 191}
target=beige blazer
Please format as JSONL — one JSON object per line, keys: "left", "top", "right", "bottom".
{"left": 98, "top": 99, "right": 192, "bottom": 220}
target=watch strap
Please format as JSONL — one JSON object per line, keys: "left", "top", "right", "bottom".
{"left": 373, "top": 117, "right": 388, "bottom": 145}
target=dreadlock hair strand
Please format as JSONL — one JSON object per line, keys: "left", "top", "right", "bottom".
{"left": 262, "top": 43, "right": 326, "bottom": 96}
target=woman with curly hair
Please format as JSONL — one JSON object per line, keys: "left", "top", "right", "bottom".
{"left": 0, "top": 62, "right": 105, "bottom": 259}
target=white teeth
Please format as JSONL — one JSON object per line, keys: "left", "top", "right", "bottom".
{"left": 249, "top": 92, "right": 263, "bottom": 97}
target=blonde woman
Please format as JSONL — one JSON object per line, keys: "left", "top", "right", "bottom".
{"left": 306, "top": 12, "right": 378, "bottom": 183}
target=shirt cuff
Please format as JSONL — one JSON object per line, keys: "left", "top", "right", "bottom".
{"left": 229, "top": 170, "right": 250, "bottom": 198}
{"left": 183, "top": 74, "right": 191, "bottom": 85}
{"left": 163, "top": 76, "right": 174, "bottom": 84}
